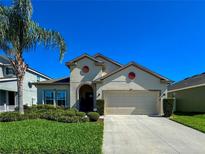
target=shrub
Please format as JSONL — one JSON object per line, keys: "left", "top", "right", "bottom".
{"left": 36, "top": 104, "right": 59, "bottom": 110}
{"left": 69, "top": 108, "right": 78, "bottom": 113}
{"left": 96, "top": 99, "right": 104, "bottom": 115}
{"left": 25, "top": 112, "right": 41, "bottom": 119}
{"left": 40, "top": 110, "right": 57, "bottom": 121}
{"left": 0, "top": 112, "right": 24, "bottom": 122}
{"left": 64, "top": 110, "right": 76, "bottom": 116}
{"left": 0, "top": 106, "right": 90, "bottom": 123}
{"left": 87, "top": 112, "right": 100, "bottom": 122}
{"left": 163, "top": 98, "right": 175, "bottom": 117}
{"left": 76, "top": 111, "right": 86, "bottom": 117}
{"left": 14, "top": 104, "right": 31, "bottom": 111}
{"left": 81, "top": 116, "right": 89, "bottom": 122}
{"left": 29, "top": 105, "right": 38, "bottom": 111}
{"left": 57, "top": 116, "right": 81, "bottom": 123}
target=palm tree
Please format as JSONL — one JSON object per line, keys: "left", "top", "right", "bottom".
{"left": 0, "top": 0, "right": 66, "bottom": 114}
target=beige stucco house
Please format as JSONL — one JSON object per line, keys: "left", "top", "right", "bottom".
{"left": 35, "top": 53, "right": 171, "bottom": 115}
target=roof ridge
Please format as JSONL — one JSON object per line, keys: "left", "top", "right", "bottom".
{"left": 93, "top": 53, "right": 122, "bottom": 67}
{"left": 181, "top": 72, "right": 205, "bottom": 81}
{"left": 66, "top": 53, "right": 103, "bottom": 66}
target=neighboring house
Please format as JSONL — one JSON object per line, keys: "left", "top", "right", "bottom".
{"left": 34, "top": 53, "right": 171, "bottom": 115}
{"left": 168, "top": 73, "right": 205, "bottom": 112}
{"left": 0, "top": 55, "right": 51, "bottom": 112}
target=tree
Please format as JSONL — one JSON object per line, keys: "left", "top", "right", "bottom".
{"left": 0, "top": 0, "right": 66, "bottom": 114}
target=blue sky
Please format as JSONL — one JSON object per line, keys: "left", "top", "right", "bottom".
{"left": 1, "top": 0, "right": 205, "bottom": 81}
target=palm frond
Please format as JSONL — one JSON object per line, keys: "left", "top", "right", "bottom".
{"left": 12, "top": 0, "right": 32, "bottom": 21}
{"left": 28, "top": 22, "right": 67, "bottom": 61}
{"left": 0, "top": 0, "right": 67, "bottom": 61}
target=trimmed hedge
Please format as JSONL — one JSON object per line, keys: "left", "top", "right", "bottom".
{"left": 87, "top": 112, "right": 100, "bottom": 122}
{"left": 0, "top": 106, "right": 88, "bottom": 123}
{"left": 40, "top": 110, "right": 89, "bottom": 123}
{"left": 96, "top": 99, "right": 104, "bottom": 115}
{"left": 163, "top": 98, "right": 175, "bottom": 117}
{"left": 14, "top": 104, "right": 62, "bottom": 112}
{"left": 0, "top": 112, "right": 24, "bottom": 122}
{"left": 76, "top": 111, "right": 86, "bottom": 117}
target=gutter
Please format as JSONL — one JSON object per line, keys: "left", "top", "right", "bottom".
{"left": 0, "top": 77, "right": 17, "bottom": 82}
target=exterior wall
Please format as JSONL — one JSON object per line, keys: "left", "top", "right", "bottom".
{"left": 0, "top": 72, "right": 47, "bottom": 106}
{"left": 0, "top": 81, "right": 17, "bottom": 91}
{"left": 168, "top": 86, "right": 205, "bottom": 112}
{"left": 36, "top": 84, "right": 70, "bottom": 107}
{"left": 70, "top": 57, "right": 103, "bottom": 108}
{"left": 0, "top": 56, "right": 49, "bottom": 107}
{"left": 95, "top": 57, "right": 120, "bottom": 76}
{"left": 96, "top": 65, "right": 167, "bottom": 98}
{"left": 23, "top": 71, "right": 47, "bottom": 106}
{"left": 96, "top": 65, "right": 168, "bottom": 115}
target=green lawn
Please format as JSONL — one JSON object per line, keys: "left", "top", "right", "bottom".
{"left": 170, "top": 113, "right": 205, "bottom": 133}
{"left": 0, "top": 120, "right": 103, "bottom": 154}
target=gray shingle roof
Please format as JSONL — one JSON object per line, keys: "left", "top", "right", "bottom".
{"left": 33, "top": 77, "right": 70, "bottom": 85}
{"left": 0, "top": 55, "right": 51, "bottom": 80}
{"left": 168, "top": 72, "right": 205, "bottom": 91}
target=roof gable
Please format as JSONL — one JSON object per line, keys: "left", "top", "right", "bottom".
{"left": 95, "top": 62, "right": 170, "bottom": 82}
{"left": 94, "top": 53, "right": 122, "bottom": 67}
{"left": 66, "top": 53, "right": 103, "bottom": 67}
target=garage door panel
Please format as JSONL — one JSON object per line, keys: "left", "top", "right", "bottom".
{"left": 104, "top": 90, "right": 159, "bottom": 115}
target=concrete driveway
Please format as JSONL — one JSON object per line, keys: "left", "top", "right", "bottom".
{"left": 103, "top": 115, "right": 205, "bottom": 154}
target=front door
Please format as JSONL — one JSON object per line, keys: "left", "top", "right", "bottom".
{"left": 85, "top": 92, "right": 93, "bottom": 111}
{"left": 79, "top": 85, "right": 94, "bottom": 112}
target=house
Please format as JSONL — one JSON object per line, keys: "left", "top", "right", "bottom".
{"left": 0, "top": 55, "right": 51, "bottom": 112}
{"left": 34, "top": 53, "right": 171, "bottom": 115}
{"left": 168, "top": 73, "right": 205, "bottom": 113}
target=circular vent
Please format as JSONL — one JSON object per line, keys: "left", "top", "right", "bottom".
{"left": 128, "top": 72, "right": 136, "bottom": 80}
{"left": 82, "top": 66, "right": 89, "bottom": 73}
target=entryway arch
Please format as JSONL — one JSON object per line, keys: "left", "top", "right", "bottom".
{"left": 79, "top": 84, "right": 94, "bottom": 112}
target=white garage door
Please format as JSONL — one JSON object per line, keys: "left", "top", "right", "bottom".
{"left": 104, "top": 90, "right": 160, "bottom": 115}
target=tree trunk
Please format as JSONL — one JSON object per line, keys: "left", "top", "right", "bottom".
{"left": 10, "top": 53, "right": 27, "bottom": 114}
{"left": 17, "top": 77, "right": 24, "bottom": 114}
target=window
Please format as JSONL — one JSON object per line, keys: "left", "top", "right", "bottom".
{"left": 82, "top": 66, "right": 89, "bottom": 73}
{"left": 43, "top": 90, "right": 66, "bottom": 106}
{"left": 56, "top": 90, "right": 66, "bottom": 107}
{"left": 44, "top": 90, "right": 54, "bottom": 104}
{"left": 5, "top": 67, "right": 15, "bottom": 76}
{"left": 128, "top": 72, "right": 136, "bottom": 80}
